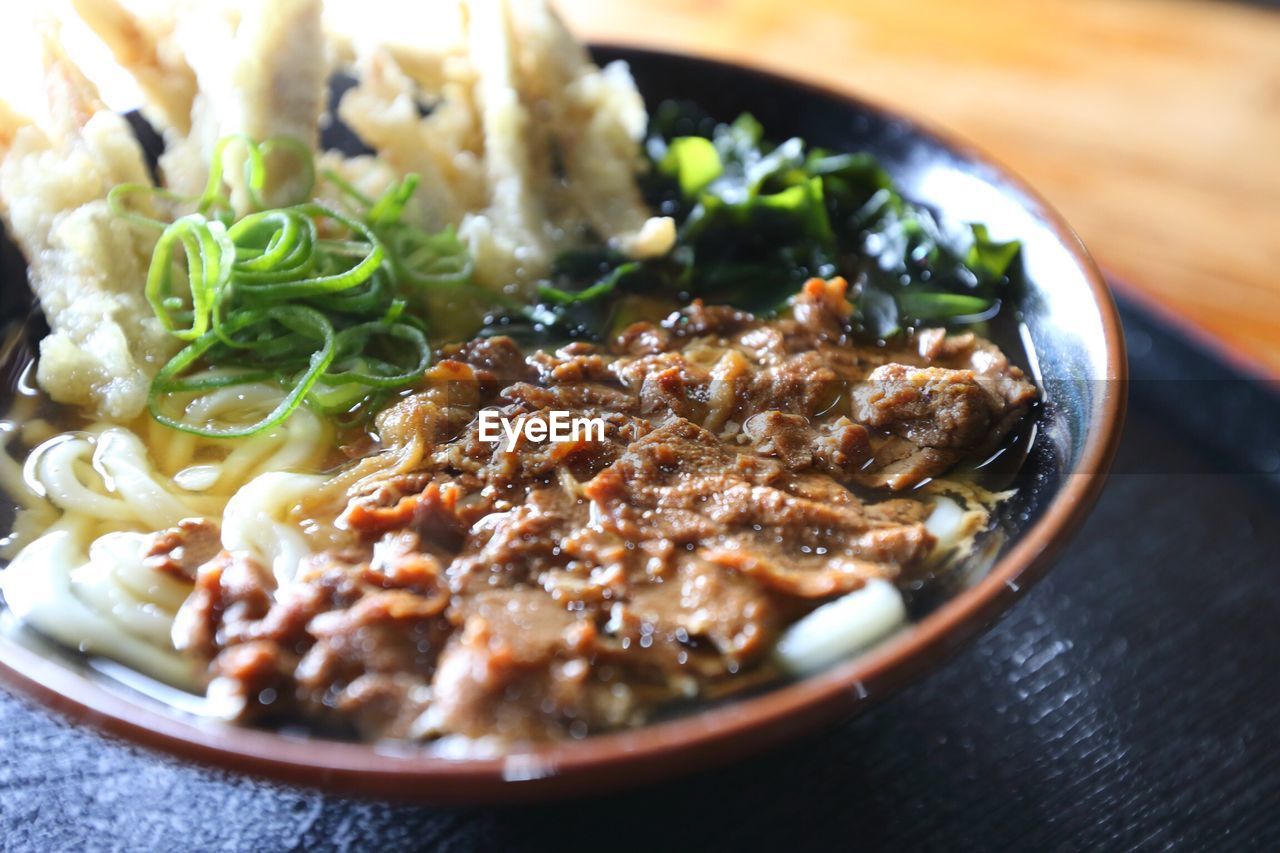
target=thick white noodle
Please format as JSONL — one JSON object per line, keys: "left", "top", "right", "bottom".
{"left": 0, "top": 390, "right": 329, "bottom": 688}
{"left": 1, "top": 520, "right": 195, "bottom": 687}
{"left": 220, "top": 471, "right": 328, "bottom": 588}
{"left": 772, "top": 579, "right": 908, "bottom": 676}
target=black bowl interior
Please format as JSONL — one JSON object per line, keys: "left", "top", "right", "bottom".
{"left": 0, "top": 46, "right": 1114, "bottom": 733}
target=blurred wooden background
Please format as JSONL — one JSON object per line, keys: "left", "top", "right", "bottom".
{"left": 561, "top": 0, "right": 1280, "bottom": 375}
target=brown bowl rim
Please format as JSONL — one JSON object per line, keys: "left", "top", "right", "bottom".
{"left": 0, "top": 44, "right": 1127, "bottom": 803}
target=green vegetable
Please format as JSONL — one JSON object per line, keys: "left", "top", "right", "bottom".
{"left": 897, "top": 292, "right": 999, "bottom": 322}
{"left": 149, "top": 305, "right": 337, "bottom": 438}
{"left": 539, "top": 262, "right": 641, "bottom": 306}
{"left": 114, "top": 136, "right": 476, "bottom": 437}
{"left": 659, "top": 136, "right": 722, "bottom": 197}
{"left": 512, "top": 101, "right": 1023, "bottom": 342}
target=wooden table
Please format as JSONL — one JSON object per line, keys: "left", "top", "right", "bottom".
{"left": 561, "top": 0, "right": 1280, "bottom": 376}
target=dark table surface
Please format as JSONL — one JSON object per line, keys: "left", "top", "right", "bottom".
{"left": 1, "top": 295, "right": 1278, "bottom": 852}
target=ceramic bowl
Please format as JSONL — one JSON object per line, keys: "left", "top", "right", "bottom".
{"left": 0, "top": 45, "right": 1126, "bottom": 802}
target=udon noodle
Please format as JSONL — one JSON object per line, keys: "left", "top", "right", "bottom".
{"left": 0, "top": 379, "right": 330, "bottom": 688}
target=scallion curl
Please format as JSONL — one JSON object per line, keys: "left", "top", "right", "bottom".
{"left": 145, "top": 215, "right": 235, "bottom": 341}
{"left": 122, "top": 134, "right": 483, "bottom": 438}
{"left": 148, "top": 306, "right": 336, "bottom": 438}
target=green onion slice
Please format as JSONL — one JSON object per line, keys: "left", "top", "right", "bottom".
{"left": 121, "top": 135, "right": 476, "bottom": 437}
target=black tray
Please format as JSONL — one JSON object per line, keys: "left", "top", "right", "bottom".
{"left": 1, "top": 287, "right": 1276, "bottom": 850}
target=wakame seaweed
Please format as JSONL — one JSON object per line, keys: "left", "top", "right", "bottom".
{"left": 517, "top": 100, "right": 1024, "bottom": 342}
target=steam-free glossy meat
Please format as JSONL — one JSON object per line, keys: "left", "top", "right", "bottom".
{"left": 174, "top": 278, "right": 1036, "bottom": 742}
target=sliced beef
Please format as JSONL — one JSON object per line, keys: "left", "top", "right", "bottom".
{"left": 426, "top": 591, "right": 620, "bottom": 740}
{"left": 849, "top": 346, "right": 1035, "bottom": 488}
{"left": 142, "top": 518, "right": 222, "bottom": 582}
{"left": 447, "top": 335, "right": 535, "bottom": 385}
{"left": 856, "top": 437, "right": 959, "bottom": 491}
{"left": 179, "top": 278, "right": 1035, "bottom": 743}
{"left": 172, "top": 550, "right": 276, "bottom": 660}
{"left": 584, "top": 418, "right": 934, "bottom": 594}
{"left": 852, "top": 363, "right": 997, "bottom": 448}
{"left": 743, "top": 411, "right": 816, "bottom": 469}
{"left": 790, "top": 275, "right": 855, "bottom": 339}
{"left": 742, "top": 411, "right": 873, "bottom": 476}
{"left": 174, "top": 534, "right": 452, "bottom": 739}
{"left": 622, "top": 558, "right": 781, "bottom": 664}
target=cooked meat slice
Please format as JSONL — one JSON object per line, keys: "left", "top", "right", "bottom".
{"left": 611, "top": 351, "right": 712, "bottom": 422}
{"left": 810, "top": 417, "right": 874, "bottom": 477}
{"left": 373, "top": 359, "right": 484, "bottom": 450}
{"left": 296, "top": 584, "right": 449, "bottom": 739}
{"left": 856, "top": 437, "right": 959, "bottom": 491}
{"left": 663, "top": 300, "right": 754, "bottom": 339}
{"left": 917, "top": 328, "right": 1038, "bottom": 413}
{"left": 342, "top": 481, "right": 469, "bottom": 550}
{"left": 850, "top": 353, "right": 1034, "bottom": 489}
{"left": 178, "top": 281, "right": 1034, "bottom": 743}
{"left": 743, "top": 411, "right": 814, "bottom": 469}
{"left": 613, "top": 320, "right": 672, "bottom": 356}
{"left": 172, "top": 551, "right": 275, "bottom": 660}
{"left": 853, "top": 363, "right": 996, "bottom": 448}
{"left": 175, "top": 539, "right": 452, "bottom": 738}
{"left": 449, "top": 487, "right": 590, "bottom": 595}
{"left": 528, "top": 347, "right": 615, "bottom": 384}
{"left": 742, "top": 411, "right": 873, "bottom": 476}
{"left": 747, "top": 352, "right": 843, "bottom": 418}
{"left": 789, "top": 276, "right": 854, "bottom": 340}
{"left": 700, "top": 546, "right": 884, "bottom": 598}
{"left": 205, "top": 640, "right": 296, "bottom": 720}
{"left": 585, "top": 418, "right": 933, "bottom": 584}
{"left": 623, "top": 559, "right": 779, "bottom": 663}
{"left": 498, "top": 380, "right": 638, "bottom": 414}
{"left": 427, "top": 590, "right": 623, "bottom": 741}
{"left": 142, "top": 518, "right": 221, "bottom": 582}
{"left": 447, "top": 335, "right": 535, "bottom": 384}
{"left": 435, "top": 399, "right": 648, "bottom": 489}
